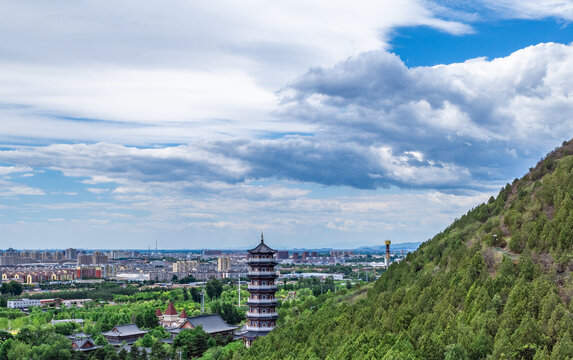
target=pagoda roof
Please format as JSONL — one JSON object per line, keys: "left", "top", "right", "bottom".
{"left": 179, "top": 309, "right": 188, "bottom": 318}
{"left": 156, "top": 308, "right": 163, "bottom": 316}
{"left": 248, "top": 233, "right": 276, "bottom": 254}
{"left": 165, "top": 302, "right": 178, "bottom": 316}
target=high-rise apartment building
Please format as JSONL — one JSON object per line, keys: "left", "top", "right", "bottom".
{"left": 217, "top": 257, "right": 231, "bottom": 272}
{"left": 172, "top": 260, "right": 198, "bottom": 274}
{"left": 65, "top": 248, "right": 78, "bottom": 260}
{"left": 92, "top": 252, "right": 108, "bottom": 265}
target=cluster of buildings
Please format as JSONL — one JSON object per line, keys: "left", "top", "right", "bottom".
{"left": 70, "top": 235, "right": 281, "bottom": 353}
{"left": 4, "top": 236, "right": 408, "bottom": 352}
{"left": 0, "top": 239, "right": 405, "bottom": 288}
{"left": 171, "top": 253, "right": 247, "bottom": 281}
{"left": 69, "top": 308, "right": 239, "bottom": 354}
{"left": 275, "top": 249, "right": 357, "bottom": 265}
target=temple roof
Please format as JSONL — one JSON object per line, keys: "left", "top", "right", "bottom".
{"left": 179, "top": 309, "right": 188, "bottom": 318}
{"left": 101, "top": 324, "right": 147, "bottom": 337}
{"left": 71, "top": 338, "right": 98, "bottom": 351}
{"left": 248, "top": 233, "right": 276, "bottom": 254}
{"left": 165, "top": 302, "right": 178, "bottom": 316}
{"left": 183, "top": 314, "right": 238, "bottom": 334}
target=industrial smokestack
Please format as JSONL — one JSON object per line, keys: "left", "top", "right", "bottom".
{"left": 385, "top": 240, "right": 391, "bottom": 270}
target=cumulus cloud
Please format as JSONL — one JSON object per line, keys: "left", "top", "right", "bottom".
{"left": 1, "top": 43, "right": 572, "bottom": 193}
{"left": 279, "top": 42, "right": 573, "bottom": 183}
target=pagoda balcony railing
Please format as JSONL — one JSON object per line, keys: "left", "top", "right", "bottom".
{"left": 246, "top": 311, "right": 279, "bottom": 318}
{"left": 245, "top": 325, "right": 276, "bottom": 332}
{"left": 246, "top": 298, "right": 278, "bottom": 305}
{"left": 248, "top": 271, "right": 277, "bottom": 276}
{"left": 247, "top": 284, "right": 277, "bottom": 291}
{"left": 247, "top": 258, "right": 277, "bottom": 263}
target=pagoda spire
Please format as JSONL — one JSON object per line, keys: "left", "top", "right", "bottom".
{"left": 261, "top": 231, "right": 264, "bottom": 243}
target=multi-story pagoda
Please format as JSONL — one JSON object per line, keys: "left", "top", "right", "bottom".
{"left": 243, "top": 233, "right": 278, "bottom": 347}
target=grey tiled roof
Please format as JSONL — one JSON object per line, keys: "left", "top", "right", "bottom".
{"left": 101, "top": 324, "right": 148, "bottom": 337}
{"left": 188, "top": 314, "right": 238, "bottom": 334}
{"left": 167, "top": 314, "right": 238, "bottom": 335}
{"left": 72, "top": 338, "right": 99, "bottom": 352}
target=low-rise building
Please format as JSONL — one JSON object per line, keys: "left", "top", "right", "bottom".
{"left": 7, "top": 298, "right": 42, "bottom": 309}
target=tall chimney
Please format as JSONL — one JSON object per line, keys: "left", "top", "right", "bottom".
{"left": 385, "top": 240, "right": 391, "bottom": 270}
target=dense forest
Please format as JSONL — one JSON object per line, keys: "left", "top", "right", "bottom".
{"left": 229, "top": 140, "right": 573, "bottom": 359}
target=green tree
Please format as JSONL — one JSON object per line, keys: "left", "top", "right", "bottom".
{"left": 206, "top": 280, "right": 223, "bottom": 299}
{"left": 28, "top": 336, "right": 72, "bottom": 360}
{"left": 0, "top": 281, "right": 23, "bottom": 296}
{"left": 210, "top": 301, "right": 243, "bottom": 325}
{"left": 190, "top": 288, "right": 201, "bottom": 303}
{"left": 136, "top": 333, "right": 155, "bottom": 348}
{"left": 551, "top": 333, "right": 573, "bottom": 360}
{"left": 150, "top": 341, "right": 169, "bottom": 360}
{"left": 173, "top": 327, "right": 211, "bottom": 358}
{"left": 0, "top": 338, "right": 13, "bottom": 360}
{"left": 135, "top": 308, "right": 159, "bottom": 329}
{"left": 444, "top": 344, "right": 468, "bottom": 360}
{"left": 5, "top": 341, "right": 30, "bottom": 360}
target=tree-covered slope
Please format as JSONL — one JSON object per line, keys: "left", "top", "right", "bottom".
{"left": 231, "top": 140, "right": 573, "bottom": 360}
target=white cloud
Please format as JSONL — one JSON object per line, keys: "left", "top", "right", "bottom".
{"left": 369, "top": 146, "right": 471, "bottom": 186}
{"left": 0, "top": 1, "right": 570, "bottom": 248}
{"left": 282, "top": 43, "right": 573, "bottom": 185}
{"left": 0, "top": 183, "right": 45, "bottom": 196}
{"left": 0, "top": 0, "right": 471, "bottom": 144}
{"left": 0, "top": 43, "right": 571, "bottom": 195}
{"left": 0, "top": 166, "right": 33, "bottom": 176}
{"left": 480, "top": 0, "right": 573, "bottom": 20}
{"left": 2, "top": 178, "right": 490, "bottom": 248}
{"left": 86, "top": 188, "right": 110, "bottom": 194}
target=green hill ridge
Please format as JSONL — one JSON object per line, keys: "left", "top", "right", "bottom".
{"left": 230, "top": 139, "right": 573, "bottom": 360}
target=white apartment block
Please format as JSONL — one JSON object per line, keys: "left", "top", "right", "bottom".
{"left": 7, "top": 298, "right": 42, "bottom": 309}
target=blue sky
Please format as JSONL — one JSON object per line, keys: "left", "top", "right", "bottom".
{"left": 0, "top": 0, "right": 572, "bottom": 249}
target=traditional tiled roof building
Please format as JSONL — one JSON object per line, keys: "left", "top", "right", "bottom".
{"left": 242, "top": 234, "right": 278, "bottom": 347}
{"left": 101, "top": 324, "right": 148, "bottom": 345}
{"left": 156, "top": 302, "right": 237, "bottom": 342}
{"left": 166, "top": 314, "right": 237, "bottom": 338}
{"left": 71, "top": 337, "right": 99, "bottom": 353}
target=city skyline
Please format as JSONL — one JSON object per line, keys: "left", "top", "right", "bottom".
{"left": 1, "top": 1, "right": 572, "bottom": 249}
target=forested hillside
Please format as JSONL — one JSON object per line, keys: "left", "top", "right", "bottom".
{"left": 230, "top": 140, "right": 573, "bottom": 359}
